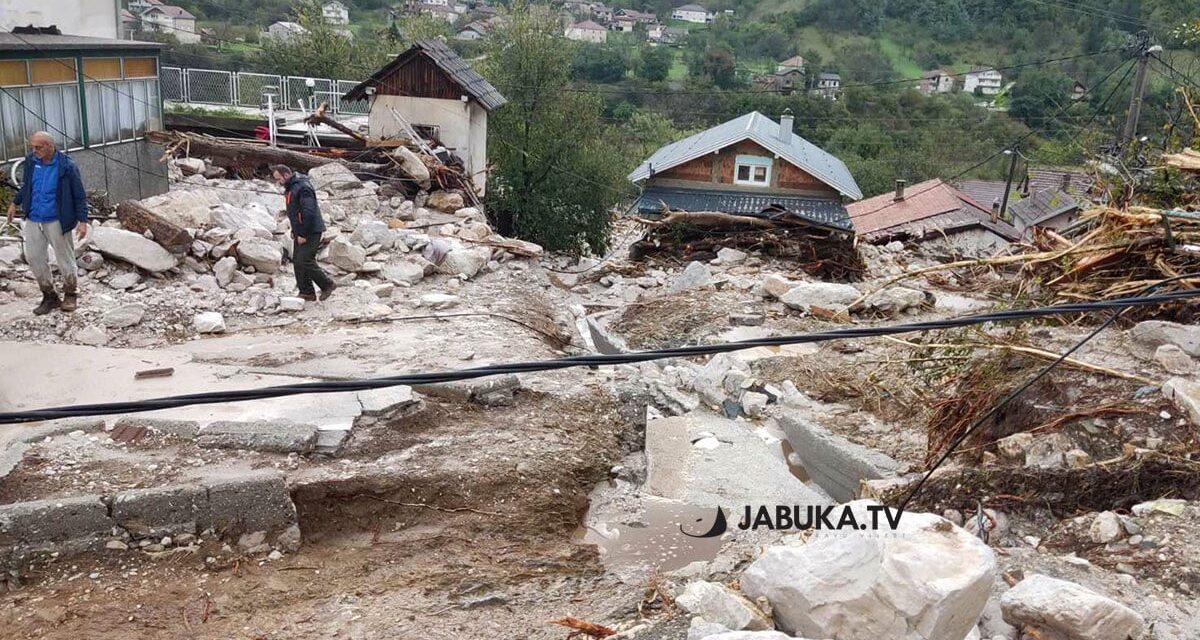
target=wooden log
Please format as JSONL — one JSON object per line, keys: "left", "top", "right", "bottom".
{"left": 145, "top": 130, "right": 389, "bottom": 175}
{"left": 116, "top": 200, "right": 193, "bottom": 255}
{"left": 304, "top": 102, "right": 368, "bottom": 142}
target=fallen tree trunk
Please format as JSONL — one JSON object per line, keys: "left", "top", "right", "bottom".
{"left": 637, "top": 210, "right": 781, "bottom": 230}
{"left": 146, "top": 130, "right": 388, "bottom": 175}
{"left": 115, "top": 200, "right": 193, "bottom": 255}
{"left": 304, "top": 102, "right": 367, "bottom": 142}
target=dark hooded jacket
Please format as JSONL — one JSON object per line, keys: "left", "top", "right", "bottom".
{"left": 283, "top": 172, "right": 326, "bottom": 240}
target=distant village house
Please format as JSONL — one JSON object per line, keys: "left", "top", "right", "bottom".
{"left": 920, "top": 69, "right": 956, "bottom": 95}
{"left": 809, "top": 73, "right": 841, "bottom": 101}
{"left": 671, "top": 4, "right": 713, "bottom": 24}
{"left": 343, "top": 39, "right": 507, "bottom": 195}
{"left": 322, "top": 1, "right": 350, "bottom": 26}
{"left": 962, "top": 66, "right": 1003, "bottom": 95}
{"left": 263, "top": 21, "right": 308, "bottom": 42}
{"left": 138, "top": 4, "right": 200, "bottom": 43}
{"left": 565, "top": 20, "right": 607, "bottom": 43}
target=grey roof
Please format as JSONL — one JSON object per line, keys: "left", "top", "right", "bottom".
{"left": 1008, "top": 188, "right": 1084, "bottom": 230}
{"left": 860, "top": 207, "right": 1019, "bottom": 243}
{"left": 628, "top": 111, "right": 862, "bottom": 200}
{"left": 0, "top": 32, "right": 164, "bottom": 52}
{"left": 635, "top": 185, "right": 852, "bottom": 231}
{"left": 675, "top": 4, "right": 709, "bottom": 11}
{"left": 818, "top": 73, "right": 840, "bottom": 81}
{"left": 342, "top": 39, "right": 506, "bottom": 110}
{"left": 955, "top": 179, "right": 1012, "bottom": 209}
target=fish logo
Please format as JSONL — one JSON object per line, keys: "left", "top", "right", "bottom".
{"left": 680, "top": 506, "right": 728, "bottom": 538}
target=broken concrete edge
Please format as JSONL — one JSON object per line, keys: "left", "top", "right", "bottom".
{"left": 0, "top": 470, "right": 299, "bottom": 579}
{"left": 586, "top": 310, "right": 632, "bottom": 355}
{"left": 778, "top": 414, "right": 901, "bottom": 503}
{"left": 411, "top": 374, "right": 521, "bottom": 406}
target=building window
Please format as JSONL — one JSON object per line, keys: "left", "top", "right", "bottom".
{"left": 734, "top": 155, "right": 772, "bottom": 186}
{"left": 413, "top": 124, "right": 440, "bottom": 141}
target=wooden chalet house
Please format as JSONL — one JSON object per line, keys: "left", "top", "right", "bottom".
{"left": 628, "top": 111, "right": 863, "bottom": 237}
{"left": 343, "top": 40, "right": 507, "bottom": 195}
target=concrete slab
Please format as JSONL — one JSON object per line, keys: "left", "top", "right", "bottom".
{"left": 0, "top": 495, "right": 111, "bottom": 549}
{"left": 356, "top": 385, "right": 418, "bottom": 416}
{"left": 202, "top": 471, "right": 296, "bottom": 537}
{"left": 778, "top": 414, "right": 901, "bottom": 503}
{"left": 198, "top": 421, "right": 319, "bottom": 453}
{"left": 644, "top": 412, "right": 824, "bottom": 508}
{"left": 108, "top": 484, "right": 207, "bottom": 538}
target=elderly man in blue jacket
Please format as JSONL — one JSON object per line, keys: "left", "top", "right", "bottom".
{"left": 5, "top": 131, "right": 89, "bottom": 315}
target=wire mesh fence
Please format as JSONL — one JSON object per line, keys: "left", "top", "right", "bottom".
{"left": 161, "top": 66, "right": 366, "bottom": 115}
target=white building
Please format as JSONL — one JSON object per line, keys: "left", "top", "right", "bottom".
{"left": 963, "top": 66, "right": 1003, "bottom": 95}
{"left": 810, "top": 73, "right": 841, "bottom": 101}
{"left": 565, "top": 20, "right": 607, "bottom": 43}
{"left": 0, "top": 0, "right": 120, "bottom": 39}
{"left": 263, "top": 21, "right": 308, "bottom": 42}
{"left": 344, "top": 40, "right": 507, "bottom": 195}
{"left": 322, "top": 0, "right": 350, "bottom": 26}
{"left": 139, "top": 5, "right": 200, "bottom": 43}
{"left": 920, "top": 69, "right": 955, "bottom": 95}
{"left": 671, "top": 4, "right": 712, "bottom": 24}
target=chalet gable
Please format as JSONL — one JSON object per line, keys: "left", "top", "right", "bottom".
{"left": 342, "top": 39, "right": 506, "bottom": 110}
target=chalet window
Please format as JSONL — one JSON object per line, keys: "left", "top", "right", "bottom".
{"left": 413, "top": 124, "right": 440, "bottom": 141}
{"left": 734, "top": 155, "right": 772, "bottom": 186}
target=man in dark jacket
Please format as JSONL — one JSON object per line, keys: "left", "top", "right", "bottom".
{"left": 272, "top": 164, "right": 336, "bottom": 301}
{"left": 5, "top": 131, "right": 88, "bottom": 315}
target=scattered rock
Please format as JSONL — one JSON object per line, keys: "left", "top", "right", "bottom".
{"left": 741, "top": 391, "right": 769, "bottom": 418}
{"left": 671, "top": 261, "right": 714, "bottom": 293}
{"left": 1000, "top": 573, "right": 1145, "bottom": 640}
{"left": 77, "top": 251, "right": 104, "bottom": 270}
{"left": 107, "top": 272, "right": 141, "bottom": 290}
{"left": 676, "top": 581, "right": 771, "bottom": 631}
{"left": 1130, "top": 320, "right": 1200, "bottom": 356}
{"left": 88, "top": 227, "right": 178, "bottom": 273}
{"left": 862, "top": 286, "right": 929, "bottom": 315}
{"left": 211, "top": 203, "right": 276, "bottom": 233}
{"left": 193, "top": 312, "right": 227, "bottom": 334}
{"left": 729, "top": 312, "right": 765, "bottom": 327}
{"left": 1089, "top": 511, "right": 1124, "bottom": 544}
{"left": 392, "top": 147, "right": 431, "bottom": 189}
{"left": 740, "top": 500, "right": 995, "bottom": 640}
{"left": 426, "top": 191, "right": 465, "bottom": 213}
{"left": 279, "top": 297, "right": 306, "bottom": 312}
{"left": 308, "top": 162, "right": 361, "bottom": 192}
{"left": 760, "top": 274, "right": 798, "bottom": 299}
{"left": 213, "top": 256, "right": 238, "bottom": 288}
{"left": 102, "top": 303, "right": 147, "bottom": 329}
{"left": 437, "top": 248, "right": 488, "bottom": 279}
{"left": 779, "top": 282, "right": 860, "bottom": 313}
{"left": 1024, "top": 433, "right": 1071, "bottom": 469}
{"left": 1154, "top": 344, "right": 1194, "bottom": 375}
{"left": 383, "top": 257, "right": 434, "bottom": 285}
{"left": 235, "top": 238, "right": 283, "bottom": 274}
{"left": 420, "top": 293, "right": 460, "bottom": 309}
{"left": 327, "top": 238, "right": 367, "bottom": 272}
{"left": 73, "top": 325, "right": 108, "bottom": 346}
{"left": 174, "top": 157, "right": 206, "bottom": 175}
{"left": 714, "top": 247, "right": 747, "bottom": 265}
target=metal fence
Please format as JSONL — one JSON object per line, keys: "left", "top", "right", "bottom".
{"left": 161, "top": 66, "right": 367, "bottom": 115}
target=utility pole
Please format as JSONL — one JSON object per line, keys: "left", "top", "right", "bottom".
{"left": 998, "top": 148, "right": 1019, "bottom": 222}
{"left": 1122, "top": 32, "right": 1162, "bottom": 144}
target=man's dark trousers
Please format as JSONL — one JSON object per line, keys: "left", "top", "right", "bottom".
{"left": 293, "top": 237, "right": 333, "bottom": 295}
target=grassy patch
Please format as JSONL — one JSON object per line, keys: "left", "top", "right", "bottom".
{"left": 668, "top": 48, "right": 688, "bottom": 81}
{"left": 879, "top": 37, "right": 922, "bottom": 78}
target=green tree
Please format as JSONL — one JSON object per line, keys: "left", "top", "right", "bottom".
{"left": 639, "top": 45, "right": 673, "bottom": 82}
{"left": 572, "top": 44, "right": 628, "bottom": 83}
{"left": 1009, "top": 68, "right": 1073, "bottom": 129}
{"left": 484, "top": 3, "right": 628, "bottom": 254}
{"left": 259, "top": 0, "right": 389, "bottom": 79}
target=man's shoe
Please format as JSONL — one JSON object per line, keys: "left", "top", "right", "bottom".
{"left": 298, "top": 292, "right": 317, "bottom": 302}
{"left": 319, "top": 282, "right": 338, "bottom": 301}
{"left": 61, "top": 288, "right": 78, "bottom": 313}
{"left": 33, "top": 290, "right": 60, "bottom": 316}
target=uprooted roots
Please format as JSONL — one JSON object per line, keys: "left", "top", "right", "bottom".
{"left": 878, "top": 453, "right": 1200, "bottom": 516}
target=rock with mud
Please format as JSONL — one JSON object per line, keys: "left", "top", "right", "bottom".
{"left": 88, "top": 227, "right": 178, "bottom": 273}
{"left": 426, "top": 190, "right": 465, "bottom": 213}
{"left": 671, "top": 261, "right": 714, "bottom": 293}
{"left": 740, "top": 500, "right": 996, "bottom": 640}
{"left": 102, "top": 303, "right": 147, "bottom": 329}
{"left": 1000, "top": 574, "right": 1144, "bottom": 640}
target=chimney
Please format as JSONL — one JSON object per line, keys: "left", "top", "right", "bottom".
{"left": 893, "top": 179, "right": 906, "bottom": 201}
{"left": 779, "top": 108, "right": 793, "bottom": 144}
{"left": 991, "top": 199, "right": 1001, "bottom": 222}
{"left": 1061, "top": 172, "right": 1071, "bottom": 190}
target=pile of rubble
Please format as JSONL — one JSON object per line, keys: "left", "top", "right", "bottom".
{"left": 0, "top": 155, "right": 543, "bottom": 346}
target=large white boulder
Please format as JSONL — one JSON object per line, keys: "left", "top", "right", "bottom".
{"left": 437, "top": 248, "right": 488, "bottom": 279}
{"left": 392, "top": 146, "right": 431, "bottom": 189}
{"left": 383, "top": 257, "right": 434, "bottom": 285}
{"left": 308, "top": 162, "right": 361, "bottom": 192}
{"left": 350, "top": 220, "right": 394, "bottom": 249}
{"left": 778, "top": 282, "right": 861, "bottom": 313}
{"left": 88, "top": 227, "right": 177, "bottom": 273}
{"left": 102, "top": 303, "right": 147, "bottom": 329}
{"left": 212, "top": 202, "right": 276, "bottom": 233}
{"left": 1000, "top": 574, "right": 1144, "bottom": 640}
{"left": 863, "top": 287, "right": 928, "bottom": 315}
{"left": 670, "top": 261, "right": 714, "bottom": 293}
{"left": 740, "top": 500, "right": 997, "bottom": 640}
{"left": 235, "top": 237, "right": 282, "bottom": 274}
{"left": 426, "top": 190, "right": 465, "bottom": 213}
{"left": 676, "top": 581, "right": 771, "bottom": 632}
{"left": 327, "top": 237, "right": 367, "bottom": 272}
{"left": 193, "top": 312, "right": 227, "bottom": 334}
{"left": 136, "top": 188, "right": 222, "bottom": 228}
{"left": 760, "top": 274, "right": 799, "bottom": 299}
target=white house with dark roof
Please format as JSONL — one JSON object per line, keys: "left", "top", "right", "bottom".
{"left": 343, "top": 40, "right": 507, "bottom": 195}
{"left": 263, "top": 21, "right": 308, "bottom": 42}
{"left": 628, "top": 111, "right": 861, "bottom": 233}
{"left": 671, "top": 4, "right": 713, "bottom": 23}
{"left": 963, "top": 66, "right": 1003, "bottom": 95}
{"left": 139, "top": 4, "right": 200, "bottom": 43}
{"left": 322, "top": 0, "right": 350, "bottom": 26}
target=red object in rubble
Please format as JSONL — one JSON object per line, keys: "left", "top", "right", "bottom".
{"left": 254, "top": 125, "right": 270, "bottom": 140}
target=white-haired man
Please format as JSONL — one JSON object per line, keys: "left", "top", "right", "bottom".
{"left": 5, "top": 131, "right": 89, "bottom": 314}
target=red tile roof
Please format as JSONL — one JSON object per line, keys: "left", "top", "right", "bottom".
{"left": 847, "top": 178, "right": 1018, "bottom": 242}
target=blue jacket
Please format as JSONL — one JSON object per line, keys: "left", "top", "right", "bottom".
{"left": 16, "top": 151, "right": 88, "bottom": 233}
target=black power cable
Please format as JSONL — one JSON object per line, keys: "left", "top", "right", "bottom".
{"left": 1, "top": 289, "right": 1197, "bottom": 425}
{"left": 900, "top": 273, "right": 1200, "bottom": 510}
